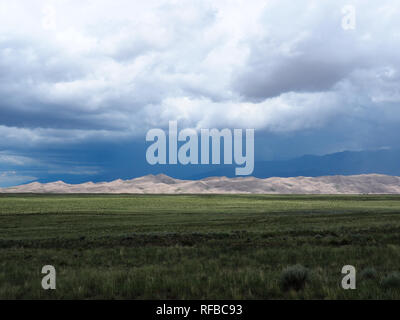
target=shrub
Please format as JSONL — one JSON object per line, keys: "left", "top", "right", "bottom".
{"left": 360, "top": 267, "right": 377, "bottom": 280}
{"left": 279, "top": 264, "right": 310, "bottom": 291}
{"left": 381, "top": 272, "right": 400, "bottom": 289}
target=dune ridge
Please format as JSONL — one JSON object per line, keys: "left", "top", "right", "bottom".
{"left": 1, "top": 174, "right": 400, "bottom": 194}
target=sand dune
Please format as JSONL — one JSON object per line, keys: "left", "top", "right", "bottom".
{"left": 1, "top": 174, "right": 400, "bottom": 194}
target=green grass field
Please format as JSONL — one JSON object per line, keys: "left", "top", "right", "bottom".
{"left": 1, "top": 194, "right": 400, "bottom": 299}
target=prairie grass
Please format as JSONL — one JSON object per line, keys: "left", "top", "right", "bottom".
{"left": 0, "top": 194, "right": 399, "bottom": 299}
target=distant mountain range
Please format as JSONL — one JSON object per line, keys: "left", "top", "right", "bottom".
{"left": 191, "top": 149, "right": 400, "bottom": 179}
{"left": 2, "top": 174, "right": 400, "bottom": 194}
{"left": 28, "top": 148, "right": 400, "bottom": 185}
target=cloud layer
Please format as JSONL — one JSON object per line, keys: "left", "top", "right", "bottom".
{"left": 1, "top": 0, "right": 400, "bottom": 185}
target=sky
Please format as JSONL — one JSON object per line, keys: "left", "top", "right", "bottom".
{"left": 1, "top": 0, "right": 400, "bottom": 186}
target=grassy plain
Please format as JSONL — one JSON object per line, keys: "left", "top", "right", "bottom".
{"left": 0, "top": 194, "right": 400, "bottom": 299}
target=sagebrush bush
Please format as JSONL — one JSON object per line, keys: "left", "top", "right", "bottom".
{"left": 360, "top": 267, "right": 377, "bottom": 280}
{"left": 279, "top": 264, "right": 310, "bottom": 291}
{"left": 382, "top": 272, "right": 400, "bottom": 289}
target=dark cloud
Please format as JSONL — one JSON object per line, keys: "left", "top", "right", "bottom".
{"left": 0, "top": 0, "right": 400, "bottom": 186}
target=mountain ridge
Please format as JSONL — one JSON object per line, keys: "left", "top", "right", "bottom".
{"left": 2, "top": 173, "right": 400, "bottom": 194}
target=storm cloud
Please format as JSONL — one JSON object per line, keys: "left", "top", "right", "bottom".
{"left": 0, "top": 0, "right": 400, "bottom": 185}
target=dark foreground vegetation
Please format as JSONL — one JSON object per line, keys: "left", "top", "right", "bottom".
{"left": 0, "top": 194, "right": 400, "bottom": 299}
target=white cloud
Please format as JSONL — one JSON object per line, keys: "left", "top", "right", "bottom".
{"left": 0, "top": 171, "right": 36, "bottom": 187}
{"left": 0, "top": 151, "right": 41, "bottom": 166}
{"left": 0, "top": 0, "right": 399, "bottom": 148}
